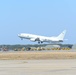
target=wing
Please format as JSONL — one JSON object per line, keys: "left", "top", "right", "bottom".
{"left": 30, "top": 37, "right": 44, "bottom": 42}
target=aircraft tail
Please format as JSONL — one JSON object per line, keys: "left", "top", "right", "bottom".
{"left": 57, "top": 30, "right": 66, "bottom": 41}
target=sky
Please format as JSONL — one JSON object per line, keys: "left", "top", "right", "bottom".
{"left": 0, "top": 0, "right": 76, "bottom": 44}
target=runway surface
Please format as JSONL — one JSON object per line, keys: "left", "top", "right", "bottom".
{"left": 0, "top": 59, "right": 76, "bottom": 75}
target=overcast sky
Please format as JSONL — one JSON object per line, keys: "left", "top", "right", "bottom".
{"left": 0, "top": 0, "right": 76, "bottom": 44}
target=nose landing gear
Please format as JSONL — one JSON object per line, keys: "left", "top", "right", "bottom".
{"left": 21, "top": 38, "right": 23, "bottom": 40}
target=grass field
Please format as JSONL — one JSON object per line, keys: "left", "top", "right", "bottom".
{"left": 0, "top": 51, "right": 76, "bottom": 60}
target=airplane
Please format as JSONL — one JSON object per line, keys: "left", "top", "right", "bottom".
{"left": 18, "top": 30, "right": 66, "bottom": 44}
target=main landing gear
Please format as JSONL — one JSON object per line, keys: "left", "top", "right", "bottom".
{"left": 38, "top": 41, "right": 43, "bottom": 44}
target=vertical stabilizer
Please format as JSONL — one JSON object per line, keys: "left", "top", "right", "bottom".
{"left": 57, "top": 30, "right": 66, "bottom": 40}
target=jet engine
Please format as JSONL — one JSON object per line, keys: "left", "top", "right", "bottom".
{"left": 30, "top": 38, "right": 36, "bottom": 42}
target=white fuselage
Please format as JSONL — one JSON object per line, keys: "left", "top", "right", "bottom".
{"left": 18, "top": 30, "right": 66, "bottom": 43}
{"left": 18, "top": 30, "right": 66, "bottom": 44}
{"left": 18, "top": 33, "right": 59, "bottom": 42}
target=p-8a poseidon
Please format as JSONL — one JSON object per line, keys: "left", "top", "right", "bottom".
{"left": 18, "top": 30, "right": 66, "bottom": 44}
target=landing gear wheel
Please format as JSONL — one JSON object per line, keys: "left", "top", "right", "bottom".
{"left": 38, "top": 41, "right": 40, "bottom": 44}
{"left": 41, "top": 41, "right": 43, "bottom": 43}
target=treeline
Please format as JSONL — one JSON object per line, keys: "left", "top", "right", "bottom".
{"left": 0, "top": 44, "right": 47, "bottom": 51}
{"left": 0, "top": 44, "right": 73, "bottom": 51}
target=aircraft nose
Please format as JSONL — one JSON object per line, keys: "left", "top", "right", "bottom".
{"left": 18, "top": 34, "right": 21, "bottom": 37}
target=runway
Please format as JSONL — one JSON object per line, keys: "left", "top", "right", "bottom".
{"left": 0, "top": 59, "right": 76, "bottom": 75}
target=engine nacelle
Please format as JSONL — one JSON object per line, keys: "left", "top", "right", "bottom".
{"left": 30, "top": 38, "right": 35, "bottom": 42}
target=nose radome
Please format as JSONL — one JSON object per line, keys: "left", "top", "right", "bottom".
{"left": 18, "top": 34, "right": 21, "bottom": 37}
